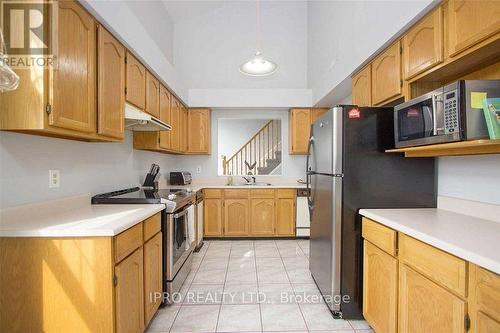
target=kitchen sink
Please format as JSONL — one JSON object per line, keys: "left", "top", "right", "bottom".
{"left": 245, "top": 182, "right": 272, "bottom": 186}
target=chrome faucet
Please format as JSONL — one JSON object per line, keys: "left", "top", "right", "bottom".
{"left": 242, "top": 176, "right": 256, "bottom": 184}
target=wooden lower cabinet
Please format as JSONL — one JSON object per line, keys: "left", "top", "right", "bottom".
{"left": 143, "top": 232, "right": 163, "bottom": 325}
{"left": 363, "top": 241, "right": 398, "bottom": 333}
{"left": 250, "top": 198, "right": 275, "bottom": 235}
{"left": 204, "top": 198, "right": 223, "bottom": 236}
{"left": 399, "top": 263, "right": 466, "bottom": 333}
{"left": 276, "top": 197, "right": 295, "bottom": 236}
{"left": 469, "top": 264, "right": 500, "bottom": 333}
{"left": 115, "top": 247, "right": 145, "bottom": 333}
{"left": 203, "top": 189, "right": 296, "bottom": 237}
{"left": 224, "top": 199, "right": 249, "bottom": 236}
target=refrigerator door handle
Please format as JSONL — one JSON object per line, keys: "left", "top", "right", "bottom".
{"left": 306, "top": 132, "right": 315, "bottom": 214}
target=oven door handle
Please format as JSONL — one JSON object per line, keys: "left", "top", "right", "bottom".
{"left": 173, "top": 209, "right": 188, "bottom": 219}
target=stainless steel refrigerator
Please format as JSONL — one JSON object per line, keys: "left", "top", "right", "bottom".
{"left": 306, "top": 106, "right": 436, "bottom": 319}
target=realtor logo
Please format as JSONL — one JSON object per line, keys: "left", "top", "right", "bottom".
{"left": 1, "top": 0, "right": 53, "bottom": 68}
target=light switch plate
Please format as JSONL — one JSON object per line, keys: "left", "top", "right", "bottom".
{"left": 49, "top": 169, "right": 60, "bottom": 188}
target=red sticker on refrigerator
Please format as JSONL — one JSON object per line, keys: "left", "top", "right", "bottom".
{"left": 348, "top": 108, "right": 360, "bottom": 119}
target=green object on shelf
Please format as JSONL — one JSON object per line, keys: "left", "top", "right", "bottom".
{"left": 482, "top": 98, "right": 500, "bottom": 140}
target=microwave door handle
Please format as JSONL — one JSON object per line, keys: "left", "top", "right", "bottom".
{"left": 432, "top": 94, "right": 444, "bottom": 135}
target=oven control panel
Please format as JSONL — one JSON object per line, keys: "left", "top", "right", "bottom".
{"left": 443, "top": 90, "right": 459, "bottom": 134}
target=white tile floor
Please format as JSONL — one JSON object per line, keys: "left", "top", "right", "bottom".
{"left": 147, "top": 240, "right": 373, "bottom": 333}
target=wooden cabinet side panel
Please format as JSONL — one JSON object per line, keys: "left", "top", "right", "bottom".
{"left": 0, "top": 237, "right": 114, "bottom": 333}
{"left": 97, "top": 26, "right": 125, "bottom": 140}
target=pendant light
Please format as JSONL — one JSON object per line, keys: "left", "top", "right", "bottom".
{"left": 239, "top": 0, "right": 277, "bottom": 76}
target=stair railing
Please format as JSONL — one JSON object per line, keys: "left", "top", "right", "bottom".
{"left": 222, "top": 119, "right": 281, "bottom": 175}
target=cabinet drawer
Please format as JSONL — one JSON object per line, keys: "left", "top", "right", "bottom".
{"left": 362, "top": 218, "right": 397, "bottom": 256}
{"left": 471, "top": 265, "right": 500, "bottom": 320}
{"left": 143, "top": 212, "right": 161, "bottom": 241}
{"left": 276, "top": 189, "right": 296, "bottom": 198}
{"left": 204, "top": 189, "right": 222, "bottom": 199}
{"left": 115, "top": 223, "right": 143, "bottom": 263}
{"left": 250, "top": 189, "right": 275, "bottom": 198}
{"left": 399, "top": 234, "right": 467, "bottom": 297}
{"left": 224, "top": 189, "right": 249, "bottom": 199}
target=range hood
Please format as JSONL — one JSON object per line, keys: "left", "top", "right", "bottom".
{"left": 125, "top": 103, "right": 171, "bottom": 131}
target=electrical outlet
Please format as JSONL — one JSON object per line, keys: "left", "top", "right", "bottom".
{"left": 49, "top": 170, "right": 60, "bottom": 188}
{"left": 196, "top": 166, "right": 202, "bottom": 174}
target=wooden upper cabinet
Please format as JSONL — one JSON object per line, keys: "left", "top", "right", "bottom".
{"left": 447, "top": 0, "right": 500, "bottom": 58}
{"left": 371, "top": 41, "right": 402, "bottom": 106}
{"left": 289, "top": 108, "right": 311, "bottom": 155}
{"left": 224, "top": 199, "right": 249, "bottom": 236}
{"left": 399, "top": 264, "right": 466, "bottom": 333}
{"left": 143, "top": 232, "right": 162, "bottom": 326}
{"left": 170, "top": 97, "right": 181, "bottom": 152}
{"left": 180, "top": 105, "right": 188, "bottom": 153}
{"left": 159, "top": 86, "right": 172, "bottom": 150}
{"left": 187, "top": 108, "right": 211, "bottom": 154}
{"left": 204, "top": 199, "right": 223, "bottom": 236}
{"left": 145, "top": 71, "right": 160, "bottom": 118}
{"left": 126, "top": 52, "right": 146, "bottom": 110}
{"left": 50, "top": 1, "right": 96, "bottom": 133}
{"left": 115, "top": 247, "right": 144, "bottom": 333}
{"left": 250, "top": 198, "right": 275, "bottom": 235}
{"left": 363, "top": 241, "right": 398, "bottom": 333}
{"left": 403, "top": 7, "right": 443, "bottom": 80}
{"left": 97, "top": 26, "right": 125, "bottom": 140}
{"left": 352, "top": 65, "right": 372, "bottom": 107}
{"left": 311, "top": 108, "right": 330, "bottom": 124}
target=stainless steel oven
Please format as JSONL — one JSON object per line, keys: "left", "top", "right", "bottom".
{"left": 394, "top": 80, "right": 500, "bottom": 148}
{"left": 163, "top": 201, "right": 195, "bottom": 303}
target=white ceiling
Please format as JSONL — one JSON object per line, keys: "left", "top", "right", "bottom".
{"left": 161, "top": 0, "right": 227, "bottom": 23}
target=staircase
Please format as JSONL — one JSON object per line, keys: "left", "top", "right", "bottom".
{"left": 222, "top": 120, "right": 281, "bottom": 175}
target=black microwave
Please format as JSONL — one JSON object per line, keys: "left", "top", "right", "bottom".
{"left": 394, "top": 80, "right": 500, "bottom": 148}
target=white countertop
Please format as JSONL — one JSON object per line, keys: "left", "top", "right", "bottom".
{"left": 0, "top": 194, "right": 164, "bottom": 237}
{"left": 163, "top": 182, "right": 306, "bottom": 193}
{"left": 359, "top": 207, "right": 500, "bottom": 274}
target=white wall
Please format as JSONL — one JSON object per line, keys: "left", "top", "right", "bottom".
{"left": 171, "top": 109, "right": 306, "bottom": 179}
{"left": 0, "top": 131, "right": 175, "bottom": 208}
{"left": 438, "top": 155, "right": 500, "bottom": 205}
{"left": 307, "top": 0, "right": 435, "bottom": 105}
{"left": 81, "top": 0, "right": 188, "bottom": 102}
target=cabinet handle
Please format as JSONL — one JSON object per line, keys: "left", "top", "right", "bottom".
{"left": 113, "top": 275, "right": 118, "bottom": 287}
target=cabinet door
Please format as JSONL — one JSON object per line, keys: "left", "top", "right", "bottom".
{"left": 311, "top": 108, "right": 329, "bottom": 124}
{"left": 276, "top": 198, "right": 295, "bottom": 236}
{"left": 97, "top": 26, "right": 125, "bottom": 140}
{"left": 188, "top": 109, "right": 211, "bottom": 154}
{"left": 144, "top": 232, "right": 162, "bottom": 326}
{"left": 204, "top": 199, "right": 223, "bottom": 236}
{"left": 352, "top": 65, "right": 372, "bottom": 107}
{"left": 399, "top": 264, "right": 466, "bottom": 333}
{"left": 469, "top": 264, "right": 500, "bottom": 333}
{"left": 115, "top": 247, "right": 144, "bottom": 333}
{"left": 159, "top": 86, "right": 171, "bottom": 150}
{"left": 476, "top": 312, "right": 500, "bottom": 333}
{"left": 289, "top": 108, "right": 311, "bottom": 155}
{"left": 403, "top": 7, "right": 443, "bottom": 79}
{"left": 180, "top": 106, "right": 188, "bottom": 153}
{"left": 447, "top": 0, "right": 500, "bottom": 57}
{"left": 50, "top": 1, "right": 96, "bottom": 133}
{"left": 224, "top": 199, "right": 249, "bottom": 236}
{"left": 250, "top": 198, "right": 275, "bottom": 235}
{"left": 126, "top": 52, "right": 146, "bottom": 110}
{"left": 145, "top": 71, "right": 160, "bottom": 118}
{"left": 170, "top": 98, "right": 180, "bottom": 152}
{"left": 363, "top": 241, "right": 397, "bottom": 333}
{"left": 371, "top": 41, "right": 402, "bottom": 106}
